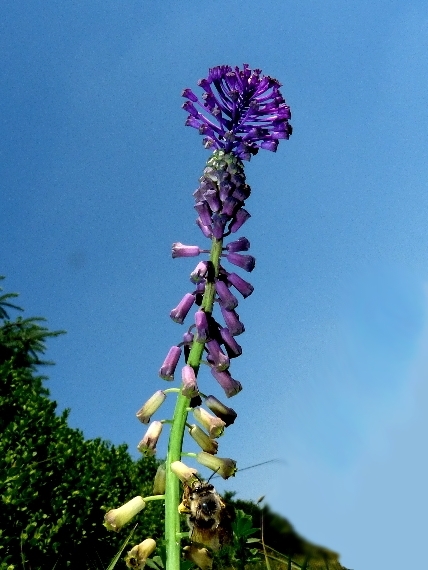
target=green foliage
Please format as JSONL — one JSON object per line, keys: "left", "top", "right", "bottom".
{"left": 144, "top": 542, "right": 192, "bottom": 570}
{"left": 105, "top": 525, "right": 138, "bottom": 570}
{"left": 223, "top": 494, "right": 348, "bottom": 570}
{"left": 0, "top": 278, "right": 164, "bottom": 569}
{"left": 208, "top": 509, "right": 261, "bottom": 570}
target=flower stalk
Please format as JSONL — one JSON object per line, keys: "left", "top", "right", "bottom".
{"left": 164, "top": 232, "right": 224, "bottom": 569}
{"left": 104, "top": 64, "right": 291, "bottom": 570}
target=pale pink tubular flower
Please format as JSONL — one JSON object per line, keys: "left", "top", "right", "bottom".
{"left": 136, "top": 390, "right": 166, "bottom": 424}
{"left": 137, "top": 421, "right": 163, "bottom": 456}
{"left": 193, "top": 407, "right": 225, "bottom": 438}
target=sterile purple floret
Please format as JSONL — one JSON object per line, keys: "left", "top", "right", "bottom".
{"left": 182, "top": 64, "right": 292, "bottom": 160}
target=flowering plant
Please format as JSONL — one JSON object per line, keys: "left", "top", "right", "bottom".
{"left": 104, "top": 64, "right": 291, "bottom": 570}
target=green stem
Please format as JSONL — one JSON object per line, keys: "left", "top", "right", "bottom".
{"left": 165, "top": 392, "right": 189, "bottom": 570}
{"left": 165, "top": 236, "right": 223, "bottom": 570}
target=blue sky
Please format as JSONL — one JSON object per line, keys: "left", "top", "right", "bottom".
{"left": 2, "top": 1, "right": 428, "bottom": 568}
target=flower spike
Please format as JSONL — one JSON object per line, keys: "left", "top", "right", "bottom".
{"left": 122, "top": 63, "right": 292, "bottom": 570}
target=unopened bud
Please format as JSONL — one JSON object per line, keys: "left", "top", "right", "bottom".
{"left": 152, "top": 464, "right": 166, "bottom": 495}
{"left": 181, "top": 365, "right": 199, "bottom": 398}
{"left": 159, "top": 346, "right": 182, "bottom": 380}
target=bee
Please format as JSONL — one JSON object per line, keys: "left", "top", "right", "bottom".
{"left": 178, "top": 459, "right": 278, "bottom": 551}
{"left": 179, "top": 474, "right": 235, "bottom": 551}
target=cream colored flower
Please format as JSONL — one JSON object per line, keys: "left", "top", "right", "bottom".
{"left": 104, "top": 496, "right": 146, "bottom": 532}
{"left": 125, "top": 538, "right": 156, "bottom": 569}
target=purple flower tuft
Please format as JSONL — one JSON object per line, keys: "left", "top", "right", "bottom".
{"left": 182, "top": 64, "right": 292, "bottom": 160}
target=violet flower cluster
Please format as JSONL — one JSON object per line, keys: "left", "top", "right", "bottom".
{"left": 183, "top": 64, "right": 292, "bottom": 160}
{"left": 166, "top": 150, "right": 254, "bottom": 399}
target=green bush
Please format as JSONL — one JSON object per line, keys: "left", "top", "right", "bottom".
{"left": 0, "top": 278, "right": 163, "bottom": 569}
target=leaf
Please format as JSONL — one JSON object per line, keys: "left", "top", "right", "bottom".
{"left": 106, "top": 524, "right": 137, "bottom": 570}
{"left": 148, "top": 555, "right": 165, "bottom": 569}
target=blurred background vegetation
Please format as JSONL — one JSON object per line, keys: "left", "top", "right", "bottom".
{"left": 0, "top": 277, "right": 348, "bottom": 570}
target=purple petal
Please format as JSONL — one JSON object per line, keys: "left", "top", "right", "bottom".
{"left": 226, "top": 272, "right": 254, "bottom": 298}
{"left": 211, "top": 368, "right": 243, "bottom": 398}
{"left": 194, "top": 201, "right": 213, "bottom": 227}
{"left": 220, "top": 306, "right": 245, "bottom": 336}
{"left": 170, "top": 293, "right": 195, "bottom": 324}
{"left": 226, "top": 252, "right": 256, "bottom": 272}
{"left": 181, "top": 365, "right": 199, "bottom": 398}
{"left": 159, "top": 346, "right": 182, "bottom": 381}
{"left": 190, "top": 261, "right": 208, "bottom": 284}
{"left": 195, "top": 310, "right": 209, "bottom": 342}
{"left": 226, "top": 237, "right": 250, "bottom": 252}
{"left": 215, "top": 280, "right": 238, "bottom": 310}
{"left": 211, "top": 213, "right": 228, "bottom": 239}
{"left": 228, "top": 208, "right": 251, "bottom": 233}
{"left": 196, "top": 217, "right": 213, "bottom": 238}
{"left": 219, "top": 327, "right": 243, "bottom": 357}
{"left": 206, "top": 339, "right": 230, "bottom": 372}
